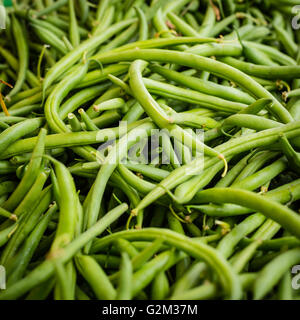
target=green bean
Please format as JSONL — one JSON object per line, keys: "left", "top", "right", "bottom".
{"left": 84, "top": 122, "right": 155, "bottom": 253}
{"left": 9, "top": 87, "right": 52, "bottom": 110}
{"left": 249, "top": 250, "right": 282, "bottom": 271}
{"left": 217, "top": 213, "right": 266, "bottom": 259}
{"left": 279, "top": 133, "right": 300, "bottom": 174}
{"left": 167, "top": 12, "right": 199, "bottom": 37}
{"left": 7, "top": 203, "right": 57, "bottom": 285}
{"left": 28, "top": 17, "right": 67, "bottom": 39}
{"left": 109, "top": 238, "right": 164, "bottom": 284}
{"left": 238, "top": 98, "right": 273, "bottom": 116}
{"left": 25, "top": 279, "right": 55, "bottom": 300}
{"left": 186, "top": 41, "right": 242, "bottom": 57}
{"left": 215, "top": 154, "right": 251, "bottom": 188}
{"left": 0, "top": 121, "right": 9, "bottom": 130}
{"left": 130, "top": 60, "right": 170, "bottom": 128}
{"left": 44, "top": 16, "right": 88, "bottom": 38}
{"left": 0, "top": 207, "right": 17, "bottom": 221}
{"left": 167, "top": 210, "right": 185, "bottom": 234}
{"left": 78, "top": 108, "right": 99, "bottom": 131}
{"left": 0, "top": 203, "right": 128, "bottom": 300}
{"left": 124, "top": 162, "right": 169, "bottom": 181}
{"left": 46, "top": 156, "right": 79, "bottom": 255}
{"left": 253, "top": 248, "right": 300, "bottom": 299}
{"left": 209, "top": 13, "right": 238, "bottom": 37}
{"left": 25, "top": 278, "right": 55, "bottom": 300}
{"left": 171, "top": 261, "right": 206, "bottom": 297}
{"left": 233, "top": 151, "right": 278, "bottom": 184}
{"left": 123, "top": 0, "right": 143, "bottom": 19}
{"left": 78, "top": 67, "right": 128, "bottom": 90}
{"left": 0, "top": 162, "right": 21, "bottom": 178}
{"left": 75, "top": 254, "right": 116, "bottom": 300}
{"left": 278, "top": 272, "right": 293, "bottom": 300}
{"left": 184, "top": 12, "right": 200, "bottom": 30}
{"left": 86, "top": 87, "right": 122, "bottom": 117}
{"left": 68, "top": 0, "right": 80, "bottom": 47}
{"left": 245, "top": 41, "right": 296, "bottom": 66}
{"left": 0, "top": 119, "right": 148, "bottom": 159}
{"left": 67, "top": 113, "right": 82, "bottom": 132}
{"left": 150, "top": 206, "right": 166, "bottom": 227}
{"left": 285, "top": 88, "right": 300, "bottom": 100}
{"left": 0, "top": 118, "right": 38, "bottom": 153}
{"left": 198, "top": 2, "right": 215, "bottom": 37}
{"left": 95, "top": 6, "right": 116, "bottom": 36}
{"left": 3, "top": 128, "right": 46, "bottom": 211}
{"left": 238, "top": 26, "right": 270, "bottom": 42}
{"left": 222, "top": 114, "right": 282, "bottom": 132}
{"left": 274, "top": 25, "right": 298, "bottom": 58}
{"left": 131, "top": 238, "right": 164, "bottom": 271}
{"left": 191, "top": 188, "right": 300, "bottom": 238}
{"left": 95, "top": 0, "right": 110, "bottom": 23}
{"left": 45, "top": 63, "right": 89, "bottom": 133}
{"left": 116, "top": 165, "right": 154, "bottom": 195}
{"left": 92, "top": 110, "right": 121, "bottom": 129}
{"left": 91, "top": 228, "right": 242, "bottom": 299}
{"left": 77, "top": 0, "right": 89, "bottom": 24}
{"left": 151, "top": 271, "right": 169, "bottom": 300}
{"left": 151, "top": 85, "right": 247, "bottom": 113}
{"left": 11, "top": 148, "right": 64, "bottom": 165}
{"left": 220, "top": 56, "right": 300, "bottom": 81}
{"left": 290, "top": 100, "right": 300, "bottom": 121}
{"left": 111, "top": 37, "right": 221, "bottom": 52}
{"left": 115, "top": 239, "right": 139, "bottom": 259}
{"left": 173, "top": 138, "right": 192, "bottom": 165}
{"left": 191, "top": 178, "right": 300, "bottom": 217}
{"left": 131, "top": 250, "right": 179, "bottom": 298}
{"left": 150, "top": 64, "right": 255, "bottom": 104}
{"left": 93, "top": 98, "right": 126, "bottom": 113}
{"left": 30, "top": 23, "right": 69, "bottom": 56}
{"left": 241, "top": 236, "right": 300, "bottom": 251}
{"left": 1, "top": 1, "right": 300, "bottom": 301}
{"left": 107, "top": 74, "right": 133, "bottom": 96}
{"left": 93, "top": 48, "right": 293, "bottom": 123}
{"left": 116, "top": 252, "right": 133, "bottom": 300}
{"left": 152, "top": 7, "right": 174, "bottom": 38}
{"left": 35, "top": 0, "right": 68, "bottom": 17}
{"left": 0, "top": 185, "right": 52, "bottom": 268}
{"left": 0, "top": 223, "right": 18, "bottom": 248}
{"left": 92, "top": 254, "right": 121, "bottom": 269}
{"left": 100, "top": 23, "right": 139, "bottom": 53}
{"left": 43, "top": 18, "right": 137, "bottom": 95}
{"left": 130, "top": 60, "right": 226, "bottom": 165}
{"left": 135, "top": 6, "right": 148, "bottom": 41}
{"left": 13, "top": 169, "right": 50, "bottom": 218}
{"left": 0, "top": 116, "right": 27, "bottom": 124}
{"left": 230, "top": 219, "right": 282, "bottom": 273}
{"left": 62, "top": 37, "right": 75, "bottom": 52}
{"left": 230, "top": 158, "right": 287, "bottom": 191}
{"left": 49, "top": 169, "right": 61, "bottom": 209}
{"left": 7, "top": 15, "right": 29, "bottom": 98}
{"left": 170, "top": 281, "right": 218, "bottom": 300}
{"left": 133, "top": 121, "right": 300, "bottom": 213}
{"left": 53, "top": 260, "right": 75, "bottom": 300}
{"left": 122, "top": 101, "right": 145, "bottom": 123}
{"left": 173, "top": 157, "right": 231, "bottom": 204}
{"left": 162, "top": 0, "right": 191, "bottom": 15}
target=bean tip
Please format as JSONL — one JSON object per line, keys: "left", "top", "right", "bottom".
{"left": 131, "top": 208, "right": 138, "bottom": 216}
{"left": 10, "top": 214, "right": 18, "bottom": 222}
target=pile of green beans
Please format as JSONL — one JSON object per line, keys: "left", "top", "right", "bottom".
{"left": 0, "top": 0, "right": 300, "bottom": 301}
